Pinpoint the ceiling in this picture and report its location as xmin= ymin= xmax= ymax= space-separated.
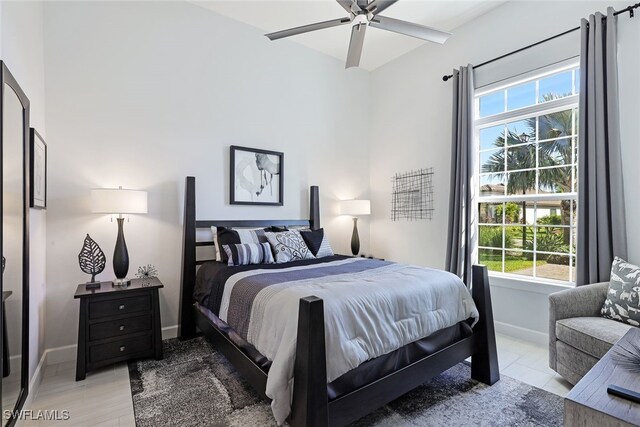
xmin=192 ymin=0 xmax=508 ymax=70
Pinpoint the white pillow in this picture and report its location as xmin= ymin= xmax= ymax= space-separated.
xmin=265 ymin=230 xmax=315 ymax=263
xmin=211 ymin=226 xmax=222 ymax=262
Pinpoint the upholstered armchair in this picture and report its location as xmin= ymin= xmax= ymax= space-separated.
xmin=549 ymin=282 xmax=636 ymax=385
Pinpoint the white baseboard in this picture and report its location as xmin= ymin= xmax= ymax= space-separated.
xmin=45 ymin=344 xmax=77 ymax=365
xmin=495 ymin=321 xmax=548 ymax=346
xmin=162 ymin=325 xmax=178 ymax=340
xmin=24 ymin=351 xmax=47 ymax=409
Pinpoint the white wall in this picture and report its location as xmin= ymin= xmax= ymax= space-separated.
xmin=13 ymin=0 xmax=637 ymax=360
xmin=1 ymin=0 xmax=47 ymax=384
xmin=42 ymin=1 xmax=371 ymax=350
xmin=369 ymin=0 xmax=639 ymax=338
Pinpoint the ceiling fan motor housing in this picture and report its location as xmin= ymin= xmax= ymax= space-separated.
xmin=352 ymin=14 xmax=370 ymax=27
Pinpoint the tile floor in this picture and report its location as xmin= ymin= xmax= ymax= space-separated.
xmin=18 ymin=333 xmax=572 ymax=426
xmin=20 ymin=361 xmax=134 ymax=427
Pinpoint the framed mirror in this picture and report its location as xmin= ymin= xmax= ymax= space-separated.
xmin=1 ymin=61 xmax=30 ymax=426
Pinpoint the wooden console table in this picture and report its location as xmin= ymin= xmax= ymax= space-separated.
xmin=565 ymin=328 xmax=640 ymax=426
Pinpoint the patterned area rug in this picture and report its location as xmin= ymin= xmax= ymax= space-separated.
xmin=128 ymin=338 xmax=563 ymax=426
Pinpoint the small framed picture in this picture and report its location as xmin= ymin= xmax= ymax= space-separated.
xmin=230 ymin=145 xmax=283 ymax=206
xmin=30 ymin=128 xmax=47 ymax=209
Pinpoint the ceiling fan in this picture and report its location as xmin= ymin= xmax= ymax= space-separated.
xmin=265 ymin=0 xmax=452 ymax=69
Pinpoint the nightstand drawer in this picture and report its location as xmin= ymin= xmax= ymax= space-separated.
xmin=89 ymin=295 xmax=151 ymax=319
xmin=89 ymin=314 xmax=152 ymax=341
xmin=89 ymin=334 xmax=152 ymax=363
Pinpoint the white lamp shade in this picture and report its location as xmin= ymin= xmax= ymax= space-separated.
xmin=339 ymin=199 xmax=370 ymax=216
xmin=91 ymin=188 xmax=148 ymax=214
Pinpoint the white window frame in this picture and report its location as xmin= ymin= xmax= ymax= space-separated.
xmin=474 ymin=61 xmax=580 ymax=285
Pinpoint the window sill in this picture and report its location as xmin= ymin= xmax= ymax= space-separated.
xmin=487 ymin=271 xmax=574 ymax=295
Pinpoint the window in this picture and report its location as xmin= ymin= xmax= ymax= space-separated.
xmin=475 ymin=64 xmax=579 ymax=283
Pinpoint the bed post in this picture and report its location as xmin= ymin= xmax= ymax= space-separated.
xmin=470 ymin=264 xmax=500 ymax=385
xmin=290 ymin=296 xmax=328 ymax=427
xmin=310 ymin=186 xmax=320 ymax=230
xmin=178 ymin=176 xmax=197 ymax=341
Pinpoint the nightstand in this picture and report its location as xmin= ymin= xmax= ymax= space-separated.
xmin=74 ymin=277 xmax=163 ymax=381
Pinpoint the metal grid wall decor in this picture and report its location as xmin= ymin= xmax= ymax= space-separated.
xmin=391 ymin=168 xmax=434 ymax=221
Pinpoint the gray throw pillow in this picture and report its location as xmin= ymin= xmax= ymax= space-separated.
xmin=601 ymin=257 xmax=640 ymax=327
xmin=265 ymin=230 xmax=315 ymax=263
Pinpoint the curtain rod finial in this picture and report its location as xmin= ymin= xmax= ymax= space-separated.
xmin=443 ymin=74 xmax=452 ymax=82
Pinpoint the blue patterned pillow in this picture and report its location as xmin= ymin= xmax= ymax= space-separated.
xmin=601 ymin=257 xmax=640 ymax=327
xmin=223 ymin=243 xmax=274 ymax=266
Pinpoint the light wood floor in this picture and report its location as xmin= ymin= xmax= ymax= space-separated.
xmin=19 ymin=333 xmax=571 ymax=426
xmin=20 ymin=361 xmax=134 ymax=427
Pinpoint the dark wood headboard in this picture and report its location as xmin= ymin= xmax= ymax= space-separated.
xmin=178 ymin=176 xmax=320 ymax=340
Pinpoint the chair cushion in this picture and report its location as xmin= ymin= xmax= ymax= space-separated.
xmin=556 ymin=316 xmax=634 ymax=359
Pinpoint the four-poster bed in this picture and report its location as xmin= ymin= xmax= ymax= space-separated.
xmin=178 ymin=176 xmax=499 ymax=426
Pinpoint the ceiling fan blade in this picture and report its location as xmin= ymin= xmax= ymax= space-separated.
xmin=336 ymin=0 xmax=360 ymax=14
xmin=345 ymin=23 xmax=367 ymax=69
xmin=365 ymin=0 xmax=399 ymax=15
xmin=266 ymin=17 xmax=351 ymax=40
xmin=370 ymin=15 xmax=451 ymax=44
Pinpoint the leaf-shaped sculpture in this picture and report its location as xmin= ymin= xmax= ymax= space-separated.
xmin=78 ymin=234 xmax=106 ymax=283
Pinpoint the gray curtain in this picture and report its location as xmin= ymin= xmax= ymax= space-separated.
xmin=576 ymin=7 xmax=627 ymax=285
xmin=446 ymin=65 xmax=475 ymax=285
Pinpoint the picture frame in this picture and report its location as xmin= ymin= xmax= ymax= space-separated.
xmin=230 ymin=145 xmax=283 ymax=206
xmin=29 ymin=128 xmax=47 ymax=209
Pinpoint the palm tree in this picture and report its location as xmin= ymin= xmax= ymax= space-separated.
xmin=482 ymin=94 xmax=575 ymax=246
xmin=481 ymin=130 xmax=536 ymax=245
xmin=527 ymin=95 xmax=575 ymax=244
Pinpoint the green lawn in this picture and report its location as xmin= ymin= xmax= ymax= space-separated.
xmin=479 ymin=253 xmax=547 ymax=273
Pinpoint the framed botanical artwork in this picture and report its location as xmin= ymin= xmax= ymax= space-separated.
xmin=29 ymin=128 xmax=47 ymax=209
xmin=230 ymin=145 xmax=283 ymax=206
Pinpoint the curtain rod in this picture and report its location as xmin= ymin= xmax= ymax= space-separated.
xmin=442 ymin=2 xmax=640 ymax=82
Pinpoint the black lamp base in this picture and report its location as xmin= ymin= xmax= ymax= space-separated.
xmin=113 ymin=217 xmax=130 ymax=283
xmin=351 ymin=217 xmax=360 ymax=256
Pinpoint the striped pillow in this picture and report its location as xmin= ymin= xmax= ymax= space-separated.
xmin=223 ymin=243 xmax=275 ymax=266
xmin=214 ymin=226 xmax=287 ymax=263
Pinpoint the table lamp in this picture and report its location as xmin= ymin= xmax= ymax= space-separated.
xmin=91 ymin=187 xmax=147 ymax=286
xmin=339 ymin=199 xmax=370 ymax=256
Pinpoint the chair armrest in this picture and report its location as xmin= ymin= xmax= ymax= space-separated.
xmin=549 ymin=282 xmax=609 ymax=321
xmin=548 ymin=281 xmax=609 ymax=370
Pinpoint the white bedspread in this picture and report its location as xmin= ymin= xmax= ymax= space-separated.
xmin=219 ymin=258 xmax=479 ymax=424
